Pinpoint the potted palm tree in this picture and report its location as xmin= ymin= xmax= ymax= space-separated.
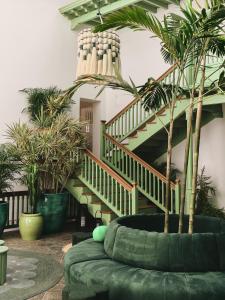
xmin=19 ymin=164 xmax=43 ymax=240
xmin=19 ymin=87 xmax=86 ymax=234
xmin=93 ymin=0 xmax=225 ymax=233
xmin=0 ymin=145 xmax=20 ymax=236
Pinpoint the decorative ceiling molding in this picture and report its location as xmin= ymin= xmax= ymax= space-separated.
xmin=59 ymin=0 xmax=179 ymax=30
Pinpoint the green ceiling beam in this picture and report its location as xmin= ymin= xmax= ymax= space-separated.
xmin=60 ymin=0 xmax=90 ymax=15
xmin=59 ymin=0 xmax=179 ymax=30
xmin=166 ymin=0 xmax=179 ymax=4
xmin=136 ymin=2 xmax=157 ymax=12
xmin=143 ymin=0 xmax=168 ymax=9
xmin=71 ymin=0 xmax=141 ymax=29
xmin=60 ymin=0 xmax=114 ymax=17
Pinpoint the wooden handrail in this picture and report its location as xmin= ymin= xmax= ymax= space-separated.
xmin=106 ymin=63 xmax=177 ymax=127
xmin=104 ymin=133 xmax=176 ymax=188
xmin=0 ymin=191 xmax=28 ymax=197
xmin=84 ymin=149 xmax=134 ymax=191
xmin=155 ymin=64 xmax=177 ymax=82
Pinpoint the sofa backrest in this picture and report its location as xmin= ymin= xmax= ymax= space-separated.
xmin=104 ymin=214 xmax=225 ymax=272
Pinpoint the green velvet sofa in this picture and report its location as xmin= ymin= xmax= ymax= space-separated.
xmin=63 ymin=214 xmax=225 ymax=300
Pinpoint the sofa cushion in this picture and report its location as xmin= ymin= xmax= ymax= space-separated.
xmin=64 ymin=238 xmax=109 ymax=287
xmin=65 ymin=239 xmax=108 ymax=273
xmin=67 ymin=242 xmax=225 ymax=300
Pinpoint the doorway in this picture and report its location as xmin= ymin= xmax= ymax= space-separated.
xmin=80 ymin=100 xmax=94 ymax=150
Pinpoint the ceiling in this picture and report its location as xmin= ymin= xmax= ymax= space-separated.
xmin=59 ymin=0 xmax=179 ymax=30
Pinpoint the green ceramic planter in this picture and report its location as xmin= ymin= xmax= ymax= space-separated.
xmin=19 ymin=213 xmax=43 ymax=241
xmin=0 ymin=202 xmax=9 ymax=237
xmin=37 ymin=193 xmax=68 ymax=234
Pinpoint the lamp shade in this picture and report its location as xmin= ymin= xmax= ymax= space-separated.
xmin=76 ymin=28 xmax=121 ymax=79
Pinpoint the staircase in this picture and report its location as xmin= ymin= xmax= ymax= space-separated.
xmin=67 ymin=55 xmax=225 ymax=225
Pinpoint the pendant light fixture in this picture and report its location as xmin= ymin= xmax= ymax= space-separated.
xmin=76 ymin=2 xmax=121 ymax=79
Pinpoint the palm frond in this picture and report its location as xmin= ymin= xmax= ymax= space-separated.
xmin=21 ymin=86 xmax=75 ymax=127
xmin=139 ymin=78 xmax=190 ymax=112
xmin=94 ymin=6 xmax=163 ymax=35
xmin=21 ymin=87 xmax=61 ymax=120
xmin=59 ymin=72 xmax=139 ymax=103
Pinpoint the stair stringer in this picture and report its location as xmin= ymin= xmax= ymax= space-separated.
xmin=126 ymin=95 xmax=225 ymax=152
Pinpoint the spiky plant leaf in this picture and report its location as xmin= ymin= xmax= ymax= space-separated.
xmin=0 ymin=144 xmax=21 ymax=193
xmin=7 ymin=114 xmax=86 ymax=194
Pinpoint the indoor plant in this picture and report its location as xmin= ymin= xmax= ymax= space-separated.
xmin=7 ymin=113 xmax=85 ymax=234
xmin=20 ymin=87 xmax=86 ymax=234
xmin=93 ymin=0 xmax=225 ymax=233
xmin=0 ymin=144 xmax=20 ymax=236
xmin=36 ymin=113 xmax=85 ymax=234
xmin=19 ymin=164 xmax=43 ymax=240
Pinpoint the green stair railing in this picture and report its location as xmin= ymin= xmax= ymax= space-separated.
xmin=105 ymin=56 xmax=224 ymax=142
xmin=105 ymin=64 xmax=181 ymax=141
xmin=102 ymin=132 xmax=180 ymax=214
xmin=79 ymin=149 xmax=138 ymax=217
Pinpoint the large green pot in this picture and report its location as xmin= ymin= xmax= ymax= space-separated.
xmin=19 ymin=213 xmax=43 ymax=241
xmin=37 ymin=193 xmax=68 ymax=234
xmin=0 ymin=202 xmax=9 ymax=237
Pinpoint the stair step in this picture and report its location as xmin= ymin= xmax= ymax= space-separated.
xmin=75 ymin=183 xmax=86 ymax=187
xmin=139 ymin=204 xmax=155 ymax=209
xmin=129 ymin=135 xmax=138 ymax=139
xmin=147 ymin=121 xmax=157 ymax=124
xmin=82 ymin=192 xmax=95 ymax=196
xmin=91 ymin=200 xmax=102 ymax=205
xmin=101 ymin=210 xmax=113 ymax=215
xmin=90 ymin=199 xmax=108 ymax=205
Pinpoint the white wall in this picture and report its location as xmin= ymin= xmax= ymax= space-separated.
xmin=165 ymin=104 xmax=225 ymax=209
xmin=72 ymin=3 xmax=179 ymax=155
xmin=1 ymin=0 xmax=224 ymax=205
xmin=0 ymin=0 xmax=77 ymax=143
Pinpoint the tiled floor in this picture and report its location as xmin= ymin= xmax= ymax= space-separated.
xmin=3 ymin=223 xmax=75 ymax=300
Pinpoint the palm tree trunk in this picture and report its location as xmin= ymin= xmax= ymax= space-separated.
xmin=164 ymin=67 xmax=184 ymax=233
xmin=178 ymin=100 xmax=193 ymax=233
xmin=164 ymin=106 xmax=175 ymax=233
xmin=178 ymin=52 xmax=205 ymax=233
xmin=188 ymin=54 xmax=207 ymax=234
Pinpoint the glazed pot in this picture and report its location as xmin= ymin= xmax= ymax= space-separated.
xmin=19 ymin=213 xmax=43 ymax=241
xmin=37 ymin=193 xmax=68 ymax=234
xmin=0 ymin=202 xmax=9 ymax=237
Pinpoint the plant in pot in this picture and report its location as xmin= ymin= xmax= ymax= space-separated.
xmin=0 ymin=144 xmax=20 ymax=236
xmin=19 ymin=164 xmax=43 ymax=241
xmin=36 ymin=114 xmax=86 ymax=234
xmin=7 ymin=114 xmax=86 ymax=235
xmin=19 ymin=86 xmax=86 ymax=234
xmin=94 ymin=0 xmax=225 ymax=233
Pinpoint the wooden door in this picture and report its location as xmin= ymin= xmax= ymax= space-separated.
xmin=80 ymin=101 xmax=94 ymax=150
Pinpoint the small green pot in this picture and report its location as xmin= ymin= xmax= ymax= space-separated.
xmin=19 ymin=213 xmax=43 ymax=241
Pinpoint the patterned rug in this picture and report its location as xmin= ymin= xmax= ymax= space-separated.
xmin=0 ymin=249 xmax=63 ymax=300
